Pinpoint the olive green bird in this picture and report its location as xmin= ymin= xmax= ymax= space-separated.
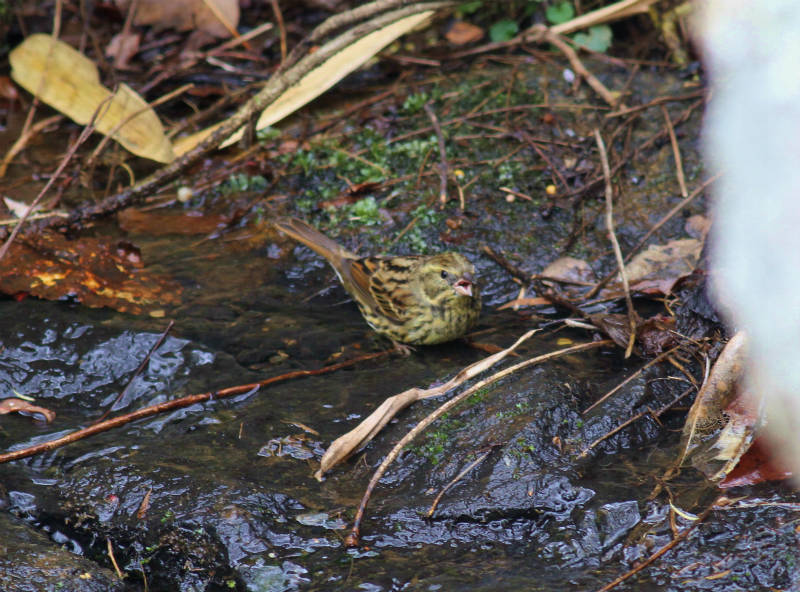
xmin=274 ymin=218 xmax=481 ymax=345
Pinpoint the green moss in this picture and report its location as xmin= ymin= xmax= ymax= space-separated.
xmin=222 ymin=173 xmax=268 ymax=194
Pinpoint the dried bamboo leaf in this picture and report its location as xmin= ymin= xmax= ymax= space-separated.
xmin=173 ymin=10 xmax=435 ymax=155
xmin=9 ymin=34 xmax=174 ymax=163
xmin=315 ymin=329 xmax=538 ymax=480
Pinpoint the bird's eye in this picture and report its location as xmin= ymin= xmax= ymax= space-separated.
xmin=440 ymin=270 xmax=449 ymax=279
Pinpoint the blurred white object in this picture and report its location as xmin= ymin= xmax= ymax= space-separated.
xmin=701 ymin=1 xmax=800 ymax=478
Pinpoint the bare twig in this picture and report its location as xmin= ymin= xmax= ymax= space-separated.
xmin=92 ymin=321 xmax=175 ymax=425
xmin=0 ymin=112 xmax=101 ymax=261
xmin=269 ymin=0 xmax=287 ymax=63
xmin=661 ymin=104 xmax=687 ymax=197
xmin=0 ymin=115 xmax=63 ymax=178
xmin=583 ymin=345 xmax=683 ymax=414
xmin=427 ymin=449 xmax=493 ymax=517
xmin=481 ymin=244 xmax=528 ymax=284
xmin=106 ymin=538 xmax=124 ymax=579
xmin=318 ymin=330 xmax=540 ymax=480
xmin=199 ymin=0 xmax=243 ymax=45
xmin=0 ymin=350 xmax=391 ymax=465
xmin=543 ymin=28 xmax=619 ymax=107
xmin=424 ymin=102 xmax=451 ymax=207
xmin=85 ymin=83 xmax=194 ymax=171
xmin=584 ymin=174 xmax=719 ymax=299
xmin=578 ymin=385 xmax=694 ymax=458
xmin=594 ymin=129 xmax=637 ymax=357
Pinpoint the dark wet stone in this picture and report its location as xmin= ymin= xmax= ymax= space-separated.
xmin=0 ymin=512 xmax=124 ymax=592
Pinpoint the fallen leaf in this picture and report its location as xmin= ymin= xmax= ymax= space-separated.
xmin=0 ymin=232 xmax=181 ymax=314
xmin=0 ymin=398 xmax=56 ymax=423
xmin=624 ymin=238 xmax=703 ymax=295
xmin=115 ymin=0 xmax=239 ymax=38
xmin=678 ymin=331 xmax=752 ymax=480
xmin=540 ymin=256 xmax=596 ymax=285
xmin=9 ymin=34 xmax=174 ymax=163
xmin=636 ymin=314 xmax=677 ymax=356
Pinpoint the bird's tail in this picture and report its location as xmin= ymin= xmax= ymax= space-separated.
xmin=273 ymin=217 xmax=355 ymax=265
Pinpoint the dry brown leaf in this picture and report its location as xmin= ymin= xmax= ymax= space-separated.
xmin=719 ymin=437 xmax=793 ymax=488
xmin=624 ymin=237 xmax=703 ymax=295
xmin=0 ymin=232 xmax=181 ymax=315
xmin=679 ymin=331 xmax=749 ymax=470
xmin=9 ymin=34 xmax=174 ymax=163
xmin=115 ymin=0 xmax=239 ymax=38
xmin=174 ymin=10 xmax=436 ymax=155
xmin=541 ymin=256 xmax=596 ymax=285
xmin=0 ymin=398 xmax=56 ymax=423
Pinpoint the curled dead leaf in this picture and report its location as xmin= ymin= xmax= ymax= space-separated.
xmin=0 ymin=398 xmax=55 ymax=423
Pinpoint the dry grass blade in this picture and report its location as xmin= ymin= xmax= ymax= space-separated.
xmin=315 ymin=329 xmax=539 ymax=480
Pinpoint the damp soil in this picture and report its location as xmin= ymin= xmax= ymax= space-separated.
xmin=1 ymin=57 xmax=799 ymax=592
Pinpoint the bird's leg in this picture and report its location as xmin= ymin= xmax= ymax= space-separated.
xmin=391 ymin=340 xmax=415 ymax=357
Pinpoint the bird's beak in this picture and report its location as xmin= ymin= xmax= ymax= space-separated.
xmin=454 ymin=277 xmax=473 ymax=297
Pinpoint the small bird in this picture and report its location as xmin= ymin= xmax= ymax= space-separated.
xmin=274 ymin=217 xmax=481 ymax=345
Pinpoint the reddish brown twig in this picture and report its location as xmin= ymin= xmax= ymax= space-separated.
xmin=424 ymin=102 xmax=452 ymax=208
xmin=0 ymin=350 xmax=390 ymax=464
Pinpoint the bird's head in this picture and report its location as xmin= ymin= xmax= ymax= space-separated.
xmin=418 ymin=253 xmax=479 ymax=305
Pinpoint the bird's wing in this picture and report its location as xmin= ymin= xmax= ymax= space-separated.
xmin=349 ymin=257 xmax=419 ymax=322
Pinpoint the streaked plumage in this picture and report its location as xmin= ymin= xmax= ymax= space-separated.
xmin=274 ymin=217 xmax=481 ymax=345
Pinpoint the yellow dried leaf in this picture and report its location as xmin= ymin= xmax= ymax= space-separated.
xmin=9 ymin=34 xmax=174 ymax=163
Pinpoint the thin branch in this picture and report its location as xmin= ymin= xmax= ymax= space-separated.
xmin=543 ymin=28 xmax=618 ymax=107
xmin=583 ymin=345 xmax=683 ymax=414
xmin=0 ymin=350 xmax=391 ymax=465
xmin=269 ymin=0 xmax=287 ymax=64
xmin=578 ymin=385 xmax=694 ymax=458
xmin=594 ymin=128 xmax=637 ymax=357
xmin=661 ymin=104 xmax=687 ymax=198
xmin=427 ymin=449 xmax=493 ymax=517
xmin=92 ymin=321 xmax=175 ymax=425
xmin=424 ymin=102 xmax=451 ymax=207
